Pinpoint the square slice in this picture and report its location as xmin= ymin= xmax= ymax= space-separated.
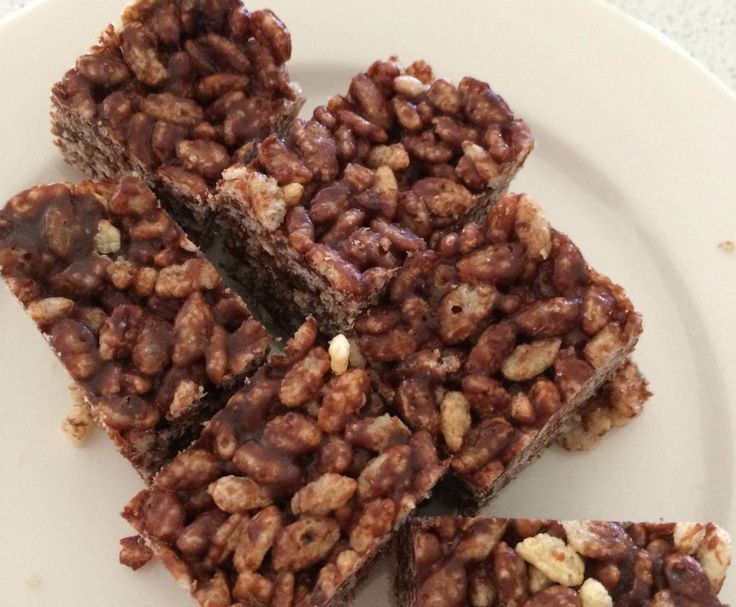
xmin=217 ymin=58 xmax=533 ymax=334
xmin=123 ymin=318 xmax=447 ymax=607
xmin=352 ymin=193 xmax=643 ymax=505
xmin=51 ymin=0 xmax=305 ymax=241
xmin=0 ymin=177 xmax=270 ymax=478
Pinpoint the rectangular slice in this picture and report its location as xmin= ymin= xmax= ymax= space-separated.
xmin=0 ymin=177 xmax=271 ymax=478
xmin=217 ymin=58 xmax=533 ymax=334
xmin=399 ymin=516 xmax=732 ymax=606
xmin=122 ymin=318 xmax=447 ymax=607
xmin=51 ymin=0 xmax=304 ymax=241
xmin=352 ymin=193 xmax=643 ymax=505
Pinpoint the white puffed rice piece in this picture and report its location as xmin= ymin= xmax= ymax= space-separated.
xmin=515 ymin=533 xmax=584 ymax=587
xmin=61 ymin=385 xmax=93 ymax=445
xmin=580 ymin=578 xmax=613 ymax=607
xmin=673 ymin=522 xmax=706 ymax=555
xmin=328 ymin=334 xmax=351 ymax=375
xmin=697 ymin=524 xmax=732 ymax=592
xmin=94 ymin=219 xmax=121 ymax=254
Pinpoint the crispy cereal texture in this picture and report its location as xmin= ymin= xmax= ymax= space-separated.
xmin=399 ymin=517 xmax=732 ymax=607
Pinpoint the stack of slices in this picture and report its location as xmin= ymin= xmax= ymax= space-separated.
xmin=0 ymin=1 xmax=728 ymax=606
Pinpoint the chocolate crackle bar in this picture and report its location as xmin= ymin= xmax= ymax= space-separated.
xmin=123 ymin=318 xmax=447 ymax=607
xmin=51 ymin=0 xmax=304 ymax=242
xmin=351 ymin=193 xmax=643 ymax=505
xmin=0 ymin=177 xmax=270 ymax=478
xmin=216 ymin=58 xmax=533 ymax=334
xmin=399 ymin=516 xmax=732 ymax=607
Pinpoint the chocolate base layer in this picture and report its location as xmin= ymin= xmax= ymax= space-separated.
xmin=78 ymin=380 xmax=232 ymax=480
xmin=396 ymin=519 xmax=419 ymax=607
xmin=217 ymin=181 xmax=388 ymax=336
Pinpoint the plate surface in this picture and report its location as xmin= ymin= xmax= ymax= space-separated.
xmin=1 ymin=0 xmax=734 ymax=604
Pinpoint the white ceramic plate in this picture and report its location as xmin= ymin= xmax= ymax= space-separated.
xmin=1 ymin=0 xmax=734 ymax=604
